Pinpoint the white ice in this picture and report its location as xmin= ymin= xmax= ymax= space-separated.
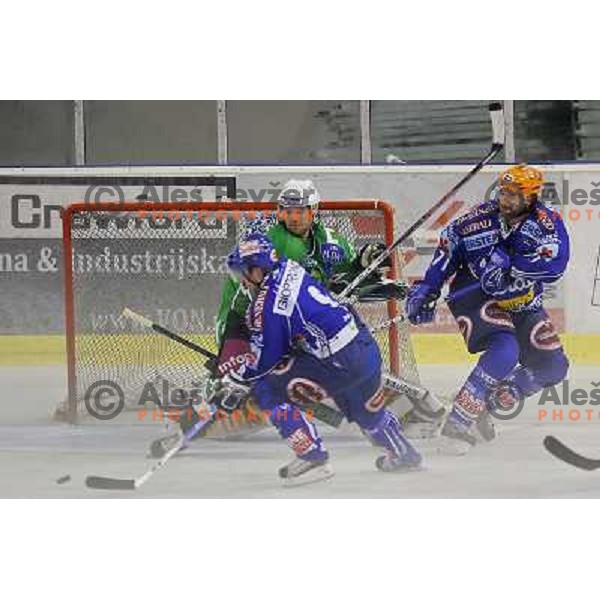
xmin=1 ymin=364 xmax=599 ymax=498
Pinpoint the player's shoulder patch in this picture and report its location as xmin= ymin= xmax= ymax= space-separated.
xmin=534 ymin=204 xmax=560 ymax=232
xmin=438 ymin=223 xmax=460 ymax=254
xmin=273 ymin=260 xmax=304 ymax=317
xmin=519 ymin=219 xmax=543 ymax=241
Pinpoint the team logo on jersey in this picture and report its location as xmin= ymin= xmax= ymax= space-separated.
xmin=536 ymin=208 xmax=556 ymax=232
xmin=321 ymin=242 xmax=344 ymax=266
xmin=530 ymin=318 xmax=562 ymax=351
xmin=274 ymin=261 xmax=303 ymax=317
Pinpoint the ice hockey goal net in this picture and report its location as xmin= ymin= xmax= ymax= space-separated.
xmin=61 ymin=200 xmax=420 ymax=424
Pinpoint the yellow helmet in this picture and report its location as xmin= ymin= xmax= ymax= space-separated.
xmin=498 ymin=164 xmax=544 ymax=199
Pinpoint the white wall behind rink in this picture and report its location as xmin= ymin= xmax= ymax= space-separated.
xmin=0 ymin=164 xmax=598 ymax=335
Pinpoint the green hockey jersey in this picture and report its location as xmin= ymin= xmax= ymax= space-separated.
xmin=215 ymin=220 xmax=359 ymax=347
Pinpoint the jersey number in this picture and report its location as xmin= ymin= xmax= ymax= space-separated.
xmin=307 ymin=285 xmax=339 ymax=308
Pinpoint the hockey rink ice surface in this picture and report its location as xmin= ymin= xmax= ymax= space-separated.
xmin=1 ymin=364 xmax=600 ymax=499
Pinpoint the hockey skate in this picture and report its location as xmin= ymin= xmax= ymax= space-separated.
xmin=375 ymin=449 xmax=423 ymax=473
xmin=435 ymin=418 xmax=477 ymax=456
xmin=473 ymin=411 xmax=496 ymax=442
xmin=279 ymin=457 xmax=335 ymax=487
xmin=434 ymin=411 xmax=496 ymax=456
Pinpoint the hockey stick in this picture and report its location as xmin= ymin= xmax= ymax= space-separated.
xmin=122 ymin=308 xmax=218 ymax=371
xmin=122 ymin=308 xmax=344 ymax=428
xmin=85 ymin=409 xmax=216 ymax=490
xmin=543 ymin=435 xmax=600 ymax=471
xmin=338 ymin=102 xmax=505 ymax=301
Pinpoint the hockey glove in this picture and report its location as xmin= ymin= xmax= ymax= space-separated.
xmin=328 ymin=272 xmax=352 ymax=295
xmin=358 ymin=242 xmax=392 ymax=270
xmin=480 ymin=247 xmax=511 ymax=297
xmin=405 ymin=281 xmax=440 ymax=325
xmin=208 ymin=374 xmax=251 ymax=413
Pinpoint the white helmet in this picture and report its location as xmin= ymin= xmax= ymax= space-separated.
xmin=277 ymin=179 xmax=321 ymax=210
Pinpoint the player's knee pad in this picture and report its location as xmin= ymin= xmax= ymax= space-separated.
xmin=504 ymin=351 xmax=569 ymax=401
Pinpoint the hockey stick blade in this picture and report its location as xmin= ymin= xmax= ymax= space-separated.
xmin=85 ymin=475 xmax=136 ymax=490
xmin=543 ymin=435 xmax=600 ymax=471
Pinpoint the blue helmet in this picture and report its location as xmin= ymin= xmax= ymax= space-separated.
xmin=227 ymin=233 xmax=278 ymax=276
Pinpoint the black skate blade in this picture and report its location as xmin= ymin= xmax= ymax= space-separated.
xmin=85 ymin=476 xmax=136 ymax=490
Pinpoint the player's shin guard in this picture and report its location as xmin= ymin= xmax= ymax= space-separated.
xmin=363 ymin=411 xmax=422 ymax=472
xmin=442 ymin=364 xmax=499 ymax=446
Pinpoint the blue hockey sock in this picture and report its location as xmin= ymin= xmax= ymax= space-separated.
xmin=363 ymin=410 xmax=421 ymax=463
xmin=448 ymin=364 xmax=501 ymax=430
xmin=448 ymin=333 xmax=519 ymax=430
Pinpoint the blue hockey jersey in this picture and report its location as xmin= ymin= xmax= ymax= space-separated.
xmin=239 ymin=259 xmax=361 ymax=381
xmin=422 ymin=199 xmax=570 ymax=312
